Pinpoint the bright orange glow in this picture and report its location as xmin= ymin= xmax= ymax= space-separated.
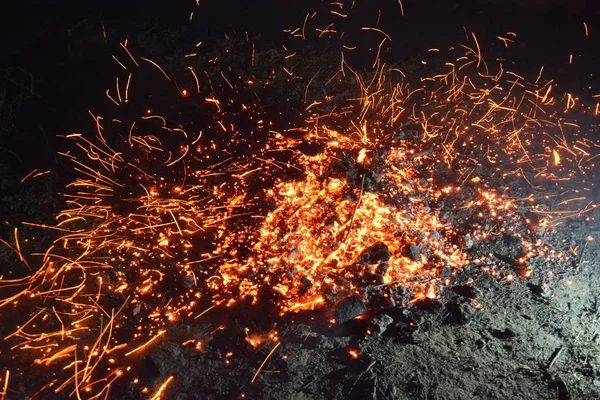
xmin=149 ymin=376 xmax=174 ymax=400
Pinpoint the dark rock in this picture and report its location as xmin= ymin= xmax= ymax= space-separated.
xmin=376 ymin=262 xmax=389 ymax=275
xmin=451 ymin=284 xmax=477 ymax=299
xmin=394 ymin=131 xmax=406 ymax=141
xmin=181 ymin=274 xmax=196 ymax=289
xmin=148 ymin=342 xmax=185 ymax=377
xmin=331 ymin=157 xmax=360 ymax=186
xmin=527 ymin=283 xmax=551 ymax=299
xmin=363 ymin=271 xmax=385 ymax=285
xmin=412 ymin=298 xmax=441 ymax=311
xmin=370 ymin=172 xmax=382 ymax=183
xmin=490 ymin=328 xmax=516 ymax=340
xmin=461 ymin=235 xmax=475 ymax=249
xmin=402 ymin=243 xmax=420 ymax=261
xmin=393 ymin=321 xmax=416 ymax=343
xmin=502 ymin=233 xmax=527 ymax=259
xmin=363 ymin=170 xmax=382 ymax=192
xmin=300 ymin=276 xmax=313 ymax=288
xmin=334 ymin=294 xmax=366 ymax=324
xmin=368 ymin=314 xmax=394 ymax=335
xmin=445 ymin=301 xmax=477 ymax=324
xmin=358 ymin=242 xmax=391 ymax=264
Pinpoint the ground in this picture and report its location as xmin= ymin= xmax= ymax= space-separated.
xmin=127 ymin=200 xmax=600 ymax=400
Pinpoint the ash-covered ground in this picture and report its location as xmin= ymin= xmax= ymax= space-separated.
xmin=1 ymin=1 xmax=600 ymax=399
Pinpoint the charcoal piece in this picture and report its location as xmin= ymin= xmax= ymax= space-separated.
xmin=444 ymin=301 xmax=476 ymax=324
xmin=300 ymin=276 xmax=313 ymax=288
xmin=363 ymin=271 xmax=385 ymax=286
xmin=148 ymin=342 xmax=184 ymax=377
xmin=371 ymin=172 xmax=383 ymax=183
xmin=331 ymin=156 xmax=356 ymax=173
xmin=358 ymin=242 xmax=391 ymax=264
xmin=393 ymin=321 xmax=416 ymax=343
xmin=368 ymin=314 xmax=394 ymax=335
xmin=461 ymin=236 xmax=475 ymax=249
xmin=334 ymin=294 xmax=366 ymax=324
xmin=402 ymin=243 xmax=420 ymax=261
xmin=394 ymin=131 xmax=406 ymax=140
xmin=331 ymin=157 xmax=360 ymax=186
xmin=527 ymin=283 xmax=551 ymax=299
xmin=364 ymin=176 xmax=379 ymax=191
xmin=490 ymin=328 xmax=516 ymax=340
xmin=182 ymin=274 xmax=196 ymax=289
xmin=346 ymin=169 xmax=361 ymax=187
xmin=364 ymin=170 xmax=382 ymax=192
xmin=376 ymin=262 xmax=389 ymax=275
xmin=451 ymin=284 xmax=477 ymax=299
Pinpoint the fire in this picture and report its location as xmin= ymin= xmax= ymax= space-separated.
xmin=214 ymin=143 xmax=473 ymax=311
xmin=348 ymin=349 xmax=360 ymax=359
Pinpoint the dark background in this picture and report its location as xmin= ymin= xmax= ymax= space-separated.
xmin=0 ymin=0 xmax=599 ymax=171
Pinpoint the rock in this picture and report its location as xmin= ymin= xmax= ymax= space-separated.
xmin=394 ymin=321 xmax=415 ymax=342
xmin=300 ymin=276 xmax=313 ymax=288
xmin=182 ymin=274 xmax=196 ymax=289
xmin=402 ymin=243 xmax=420 ymax=261
xmin=334 ymin=294 xmax=366 ymax=324
xmin=527 ymin=283 xmax=551 ymax=299
xmin=368 ymin=314 xmax=394 ymax=335
xmin=536 ymin=225 xmax=546 ymax=236
xmin=332 ymin=157 xmax=360 ymax=186
xmin=148 ymin=342 xmax=185 ymax=377
xmin=358 ymin=242 xmax=391 ymax=264
xmin=363 ymin=271 xmax=385 ymax=285
xmin=394 ymin=131 xmax=406 ymax=141
xmin=440 ymin=266 xmax=453 ymax=280
xmin=132 ymin=302 xmax=142 ymax=316
xmin=376 ymin=262 xmax=389 ymax=275
xmin=490 ymin=328 xmax=516 ymax=340
xmin=445 ymin=301 xmax=477 ymax=324
xmin=450 ymin=285 xmax=477 ymax=299
xmin=462 ymin=236 xmax=475 ymax=249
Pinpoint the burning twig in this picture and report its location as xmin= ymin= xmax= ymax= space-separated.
xmin=0 ymin=370 xmax=9 ymax=400
xmin=251 ymin=342 xmax=281 ymax=383
xmin=149 ymin=376 xmax=174 ymax=400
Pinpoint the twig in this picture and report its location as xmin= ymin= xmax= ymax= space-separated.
xmin=341 ymin=160 xmax=366 ymax=251
xmin=251 ymin=342 xmax=281 ymax=383
xmin=575 ymin=241 xmax=588 ymax=268
xmin=547 ymin=346 xmax=565 ymax=370
xmin=348 ymin=361 xmax=376 ymax=395
xmin=299 ymin=376 xmax=315 ymax=390
xmin=0 ymin=370 xmax=9 ymax=400
xmin=0 ymin=147 xmax=23 ymax=163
